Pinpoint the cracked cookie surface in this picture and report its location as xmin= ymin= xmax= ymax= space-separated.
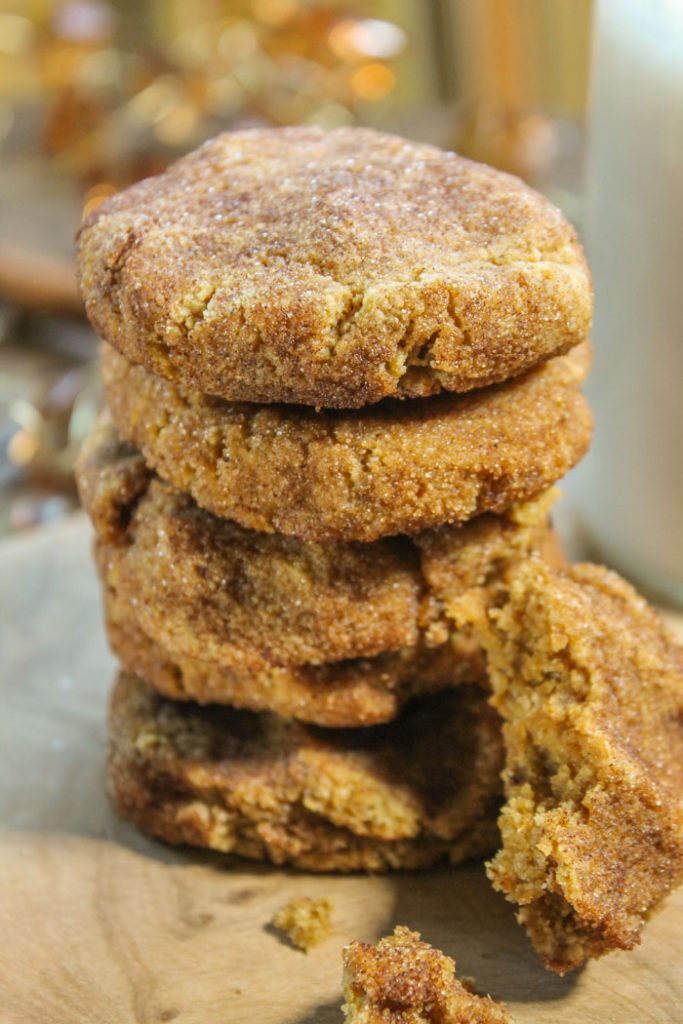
xmin=77 ymin=127 xmax=592 ymax=409
xmin=108 ymin=673 xmax=503 ymax=872
xmin=102 ymin=342 xmax=591 ymax=542
xmin=77 ymin=416 xmax=556 ymax=674
xmin=458 ymin=560 xmax=683 ymax=973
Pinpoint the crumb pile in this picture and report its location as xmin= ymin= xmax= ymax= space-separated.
xmin=75 ymin=126 xmax=682 ymax=976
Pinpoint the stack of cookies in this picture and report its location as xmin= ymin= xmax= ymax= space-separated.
xmin=75 ymin=129 xmax=683 ymax=973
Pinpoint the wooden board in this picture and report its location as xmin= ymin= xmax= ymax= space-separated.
xmin=1 ymin=514 xmax=682 ymax=1024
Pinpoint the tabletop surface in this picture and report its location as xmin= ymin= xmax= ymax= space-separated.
xmin=1 ymin=513 xmax=682 ymax=1024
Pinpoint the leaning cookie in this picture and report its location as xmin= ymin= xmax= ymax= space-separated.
xmin=77 ymin=127 xmax=592 ymax=409
xmin=108 ymin=673 xmax=503 ymax=872
xmin=105 ymin=591 xmax=484 ymax=728
xmin=456 ymin=560 xmax=683 ymax=973
xmin=77 ymin=416 xmax=557 ymax=672
xmin=102 ymin=342 xmax=591 ymax=542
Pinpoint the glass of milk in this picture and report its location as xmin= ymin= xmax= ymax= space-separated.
xmin=578 ymin=0 xmax=683 ymax=605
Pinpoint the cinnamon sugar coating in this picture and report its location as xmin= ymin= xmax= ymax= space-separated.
xmin=456 ymin=561 xmax=683 ymax=973
xmin=77 ymin=127 xmax=592 ymax=409
xmin=102 ymin=342 xmax=591 ymax=542
xmin=105 ymin=589 xmax=484 ymax=728
xmin=76 ymin=415 xmax=555 ymax=674
xmin=108 ymin=674 xmax=503 ymax=872
xmin=342 ymin=927 xmax=510 ymax=1023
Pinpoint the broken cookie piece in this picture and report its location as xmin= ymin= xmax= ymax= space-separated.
xmin=460 ymin=560 xmax=683 ymax=973
xmin=273 ymin=896 xmax=333 ymax=952
xmin=342 ymin=926 xmax=510 ymax=1023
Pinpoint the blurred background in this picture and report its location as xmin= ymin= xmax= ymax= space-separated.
xmin=0 ymin=0 xmax=593 ymax=535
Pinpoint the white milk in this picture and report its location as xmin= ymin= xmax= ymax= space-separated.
xmin=577 ymin=0 xmax=683 ymax=604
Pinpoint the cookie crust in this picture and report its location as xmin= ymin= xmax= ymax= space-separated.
xmin=108 ymin=674 xmax=503 ymax=872
xmin=102 ymin=342 xmax=591 ymax=542
xmin=77 ymin=127 xmax=592 ymax=409
xmin=77 ymin=417 xmax=555 ymax=672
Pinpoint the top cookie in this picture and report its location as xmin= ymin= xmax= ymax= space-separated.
xmin=77 ymin=127 xmax=592 ymax=408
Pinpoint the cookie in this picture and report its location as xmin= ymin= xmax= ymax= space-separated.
xmin=77 ymin=127 xmax=592 ymax=409
xmin=105 ymin=588 xmax=484 ymax=728
xmin=108 ymin=673 xmax=503 ymax=872
xmin=77 ymin=417 xmax=556 ymax=671
xmin=457 ymin=560 xmax=683 ymax=973
xmin=102 ymin=342 xmax=591 ymax=542
xmin=342 ymin=927 xmax=510 ymax=1024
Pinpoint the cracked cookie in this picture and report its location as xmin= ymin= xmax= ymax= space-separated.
xmin=108 ymin=673 xmax=503 ymax=872
xmin=102 ymin=342 xmax=591 ymax=542
xmin=77 ymin=127 xmax=592 ymax=409
xmin=456 ymin=560 xmax=683 ymax=973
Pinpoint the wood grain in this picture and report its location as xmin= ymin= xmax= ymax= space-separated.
xmin=1 ymin=514 xmax=682 ymax=1024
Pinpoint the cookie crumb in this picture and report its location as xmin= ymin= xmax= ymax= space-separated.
xmin=342 ymin=926 xmax=510 ymax=1023
xmin=273 ymin=896 xmax=333 ymax=952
